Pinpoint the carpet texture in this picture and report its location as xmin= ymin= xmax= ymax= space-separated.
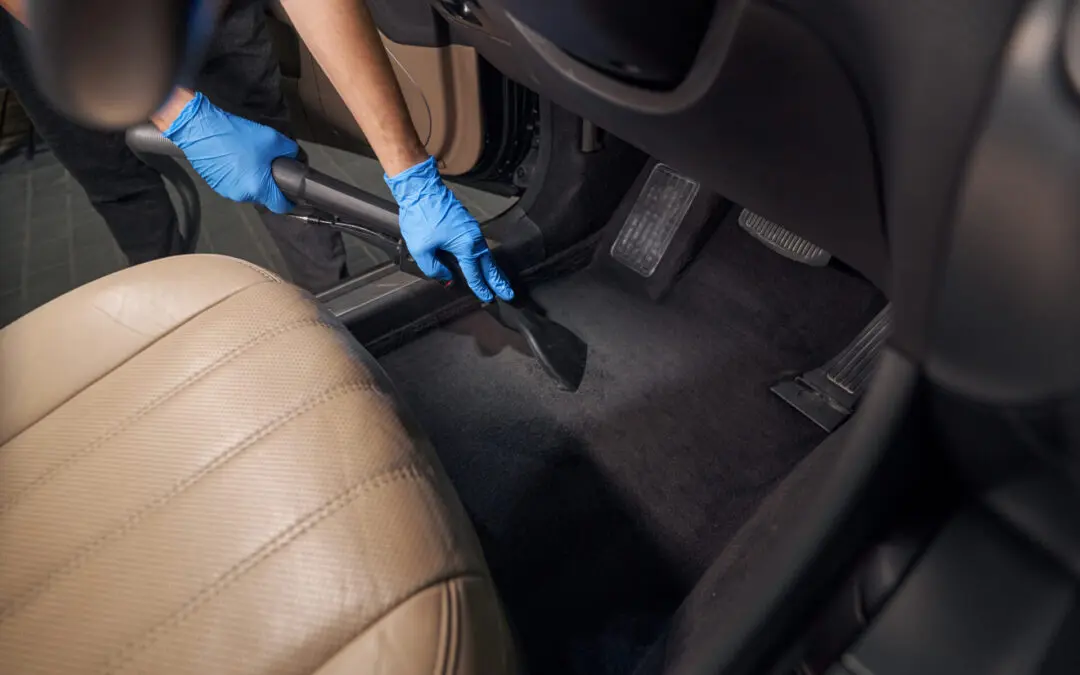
xmin=379 ymin=216 xmax=884 ymax=674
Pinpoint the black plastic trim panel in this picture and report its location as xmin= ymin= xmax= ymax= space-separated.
xmin=324 ymin=101 xmax=644 ymax=352
xmin=845 ymin=509 xmax=1076 ymax=675
xmin=638 ymin=351 xmax=935 ymax=675
xmin=366 ymin=0 xmax=448 ymax=47
xmin=926 ymin=0 xmax=1080 ymax=403
xmin=442 ymin=1 xmax=888 ymax=288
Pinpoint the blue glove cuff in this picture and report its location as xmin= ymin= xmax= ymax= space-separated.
xmin=161 ymin=91 xmax=207 ymax=139
xmin=384 ymin=156 xmax=440 ymax=205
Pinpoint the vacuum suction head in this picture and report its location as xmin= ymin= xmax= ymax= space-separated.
xmin=488 ymin=299 xmax=588 ymax=392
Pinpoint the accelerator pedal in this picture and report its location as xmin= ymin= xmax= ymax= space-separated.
xmin=599 ymin=161 xmax=726 ymax=299
xmin=772 ymin=305 xmax=892 ymax=431
xmin=739 ymin=209 xmax=831 ymax=266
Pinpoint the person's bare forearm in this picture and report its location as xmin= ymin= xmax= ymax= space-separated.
xmin=280 ymin=0 xmax=427 ymax=176
xmin=1 ymin=0 xmax=27 ymax=24
xmin=151 ymin=88 xmax=196 ymax=131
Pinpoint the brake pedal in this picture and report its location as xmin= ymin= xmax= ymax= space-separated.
xmin=772 ymin=305 xmax=891 ymax=431
xmin=738 ymin=209 xmax=831 ymax=267
xmin=599 ymin=161 xmax=726 ymax=299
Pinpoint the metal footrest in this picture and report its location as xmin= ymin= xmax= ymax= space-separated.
xmin=738 ymin=209 xmax=831 ymax=266
xmin=610 ymin=163 xmax=700 ymax=277
xmin=772 ymin=305 xmax=891 ymax=431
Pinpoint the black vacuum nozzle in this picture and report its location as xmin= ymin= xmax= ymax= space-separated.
xmin=430 ymin=252 xmax=588 ymax=392
xmin=488 ymin=299 xmax=588 ymax=392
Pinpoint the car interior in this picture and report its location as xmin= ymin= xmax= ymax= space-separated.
xmin=4 ymin=0 xmax=1080 ymax=673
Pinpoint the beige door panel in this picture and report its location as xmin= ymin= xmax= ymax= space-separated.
xmin=285 ymin=25 xmax=484 ymax=176
xmin=383 ymin=39 xmax=484 ymax=176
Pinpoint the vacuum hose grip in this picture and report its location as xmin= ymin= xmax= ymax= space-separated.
xmin=124 ymin=123 xmax=200 ymax=254
xmin=270 ymin=157 xmax=400 ymax=239
xmin=269 ymin=156 xmax=307 ymax=200
xmin=125 ymin=124 xmax=186 ymax=159
xmin=125 ymin=123 xmax=401 ymax=242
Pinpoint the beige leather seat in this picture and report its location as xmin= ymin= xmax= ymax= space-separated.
xmin=0 ymin=255 xmax=515 ymax=675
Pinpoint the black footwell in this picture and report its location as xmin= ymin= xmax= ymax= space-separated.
xmin=379 ymin=220 xmax=883 ymax=674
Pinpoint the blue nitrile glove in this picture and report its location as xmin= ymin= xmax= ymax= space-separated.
xmin=162 ymin=92 xmax=298 ymax=214
xmin=385 ymin=156 xmax=514 ymax=303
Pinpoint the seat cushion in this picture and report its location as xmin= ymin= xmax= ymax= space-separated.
xmin=0 ymin=255 xmax=515 ymax=675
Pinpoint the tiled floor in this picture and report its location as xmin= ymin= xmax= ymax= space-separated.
xmin=0 ymin=140 xmax=514 ymax=328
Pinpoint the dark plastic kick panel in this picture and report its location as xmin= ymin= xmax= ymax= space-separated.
xmin=499 ymin=0 xmax=717 ymax=88
xmin=925 ymin=0 xmax=1080 ymax=403
xmin=840 ymin=509 xmax=1077 ymax=675
xmin=440 ymin=0 xmax=889 ymax=289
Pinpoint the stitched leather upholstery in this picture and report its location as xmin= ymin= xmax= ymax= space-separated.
xmin=0 ymin=255 xmax=515 ymax=675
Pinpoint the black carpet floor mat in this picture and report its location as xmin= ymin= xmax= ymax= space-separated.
xmin=379 ymin=217 xmax=884 ymax=674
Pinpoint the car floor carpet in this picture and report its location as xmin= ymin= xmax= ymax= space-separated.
xmin=378 ymin=218 xmax=884 ymax=675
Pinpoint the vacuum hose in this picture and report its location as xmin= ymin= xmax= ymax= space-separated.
xmin=123 ymin=125 xmax=587 ymax=391
xmin=125 ymin=124 xmax=201 ymax=254
xmin=125 ymin=123 xmax=403 ymax=243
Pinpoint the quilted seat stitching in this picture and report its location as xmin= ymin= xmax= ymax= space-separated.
xmin=229 ymin=258 xmax=283 ymax=283
xmin=0 ymin=278 xmax=283 ymax=448
xmin=305 ymin=574 xmax=492 ymax=675
xmin=0 ymin=317 xmax=339 ymax=515
xmin=0 ymin=380 xmax=380 ymax=622
xmin=102 ymin=462 xmax=434 ymax=674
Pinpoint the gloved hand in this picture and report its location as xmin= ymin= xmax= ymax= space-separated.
xmin=385 ymin=156 xmax=514 ymax=303
xmin=163 ymin=92 xmax=298 ymax=214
